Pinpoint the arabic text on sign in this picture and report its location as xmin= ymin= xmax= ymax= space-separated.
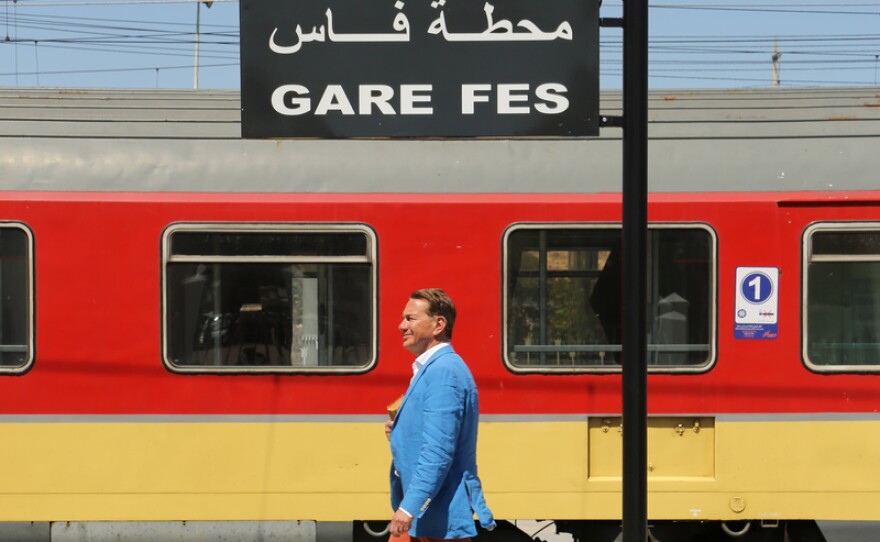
xmin=268 ymin=1 xmax=574 ymax=55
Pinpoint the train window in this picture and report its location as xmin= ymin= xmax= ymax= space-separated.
xmin=804 ymin=223 xmax=880 ymax=371
xmin=0 ymin=223 xmax=33 ymax=373
xmin=503 ymin=224 xmax=716 ymax=372
xmin=162 ymin=224 xmax=376 ymax=373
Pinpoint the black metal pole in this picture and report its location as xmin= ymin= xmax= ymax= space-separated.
xmin=621 ymin=0 xmax=648 ymax=541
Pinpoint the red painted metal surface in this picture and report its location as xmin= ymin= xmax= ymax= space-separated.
xmin=1 ymin=191 xmax=878 ymax=416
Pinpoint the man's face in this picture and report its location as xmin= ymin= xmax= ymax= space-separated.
xmin=399 ymin=298 xmax=444 ymax=357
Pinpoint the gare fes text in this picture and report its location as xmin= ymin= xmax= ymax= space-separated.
xmin=267 ymin=1 xmax=575 ymax=117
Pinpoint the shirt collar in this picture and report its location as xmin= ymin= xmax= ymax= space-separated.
xmin=412 ymin=342 xmax=449 ymax=376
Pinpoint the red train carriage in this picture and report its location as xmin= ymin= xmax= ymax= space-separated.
xmin=0 ymin=88 xmax=878 ymax=542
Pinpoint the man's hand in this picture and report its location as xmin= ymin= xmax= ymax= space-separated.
xmin=390 ymin=508 xmax=413 ymax=538
xmin=385 ymin=419 xmax=393 ymax=441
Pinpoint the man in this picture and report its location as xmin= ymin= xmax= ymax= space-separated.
xmin=386 ymin=288 xmax=495 ymax=541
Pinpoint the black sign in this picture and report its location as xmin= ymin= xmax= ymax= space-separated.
xmin=240 ymin=0 xmax=599 ymax=138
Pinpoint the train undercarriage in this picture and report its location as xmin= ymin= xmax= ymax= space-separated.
xmin=352 ymin=519 xmax=831 ymax=542
xmin=0 ymin=517 xmax=873 ymax=541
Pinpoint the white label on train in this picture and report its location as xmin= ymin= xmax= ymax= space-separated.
xmin=734 ymin=266 xmax=779 ymax=340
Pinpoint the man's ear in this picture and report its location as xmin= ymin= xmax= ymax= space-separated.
xmin=433 ymin=316 xmax=447 ymax=338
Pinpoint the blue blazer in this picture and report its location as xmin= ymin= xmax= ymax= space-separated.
xmin=389 ymin=344 xmax=495 ymax=539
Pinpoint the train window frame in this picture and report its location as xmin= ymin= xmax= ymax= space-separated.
xmin=0 ymin=222 xmax=35 ymax=375
xmin=502 ymin=222 xmax=717 ymax=374
xmin=161 ymin=223 xmax=378 ymax=374
xmin=802 ymin=222 xmax=880 ymax=373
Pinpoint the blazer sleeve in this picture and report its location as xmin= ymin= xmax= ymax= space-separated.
xmin=399 ymin=362 xmax=465 ymax=517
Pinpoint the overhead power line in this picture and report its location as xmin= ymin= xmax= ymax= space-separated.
xmin=3 ymin=0 xmax=880 ymax=88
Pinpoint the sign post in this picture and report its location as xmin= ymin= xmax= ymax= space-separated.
xmin=621 ymin=1 xmax=649 ymax=541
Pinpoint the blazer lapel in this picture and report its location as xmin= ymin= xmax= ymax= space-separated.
xmin=393 ymin=344 xmax=453 ymax=425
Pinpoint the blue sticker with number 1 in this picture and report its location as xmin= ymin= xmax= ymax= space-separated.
xmin=741 ymin=272 xmax=772 ymax=304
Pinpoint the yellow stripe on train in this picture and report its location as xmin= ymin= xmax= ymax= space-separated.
xmin=0 ymin=418 xmax=877 ymax=521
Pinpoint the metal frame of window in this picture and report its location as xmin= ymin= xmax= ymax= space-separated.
xmin=502 ymin=222 xmax=717 ymax=374
xmin=161 ymin=223 xmax=377 ymax=374
xmin=802 ymin=221 xmax=880 ymax=373
xmin=0 ymin=222 xmax=35 ymax=375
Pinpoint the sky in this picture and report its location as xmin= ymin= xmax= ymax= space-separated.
xmin=1 ymin=0 xmax=879 ymax=90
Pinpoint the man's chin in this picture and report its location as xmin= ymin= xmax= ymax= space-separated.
xmin=403 ymin=343 xmax=423 ymax=356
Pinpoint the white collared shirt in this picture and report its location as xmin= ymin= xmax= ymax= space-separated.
xmin=412 ymin=342 xmax=449 ymax=378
